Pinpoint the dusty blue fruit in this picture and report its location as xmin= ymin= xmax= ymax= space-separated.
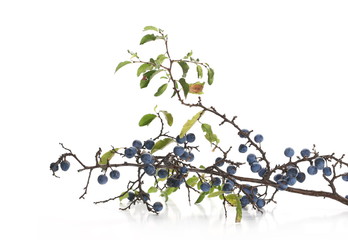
xmin=200 ymin=182 xmax=211 ymax=192
xmin=127 ymin=191 xmax=135 ymax=201
xmin=256 ymin=199 xmax=265 ymax=208
xmin=251 ymin=163 xmax=261 ymax=173
xmin=215 ymin=157 xmax=224 ymax=167
xmin=187 ymin=152 xmax=195 ymax=162
xmin=132 ymin=140 xmax=142 ymax=149
xmin=222 ymin=182 xmax=233 ymax=192
xmin=180 ymin=166 xmax=188 ymax=174
xmin=240 ymin=195 xmax=250 ymax=207
xmin=323 ymin=167 xmax=332 ymax=176
xmin=153 ymin=202 xmax=163 ymax=212
xmin=258 ymin=168 xmax=267 ymax=177
xmin=144 ymin=164 xmax=156 ymax=176
xmin=60 ymin=160 xmax=70 ymax=171
xmin=284 ymin=147 xmax=295 ymax=158
xmin=97 ymin=175 xmax=108 ymax=185
xmin=247 ymin=154 xmax=257 ymax=164
xmin=125 ymin=147 xmax=137 ymax=158
xmin=296 ymin=172 xmax=306 ymax=183
xmin=110 ymin=170 xmax=120 ymax=179
xmin=157 ymin=169 xmax=168 ymax=179
xmin=342 ymin=174 xmax=348 ymax=181
xmin=239 ymin=129 xmax=249 ymax=138
xmin=176 ymin=135 xmax=186 ymax=144
xmin=315 ymin=157 xmax=325 ymax=170
xmin=254 ymin=134 xmax=264 ymax=143
xmin=186 ymin=133 xmax=196 ymax=143
xmin=144 ymin=139 xmax=155 ymax=150
xmin=227 ymin=165 xmax=237 ymax=175
xmin=50 ymin=162 xmax=59 ymax=172
xmin=307 ymin=166 xmax=318 ymax=175
xmin=300 ymin=148 xmax=311 ymax=158
xmin=180 ymin=151 xmax=189 ymax=160
xmin=239 ymin=144 xmax=248 ymax=153
xmin=286 ymin=167 xmax=298 ymax=178
xmin=173 ymin=146 xmax=185 ymax=157
xmin=212 ymin=177 xmax=221 ymax=186
xmin=141 ymin=153 xmax=153 ymax=164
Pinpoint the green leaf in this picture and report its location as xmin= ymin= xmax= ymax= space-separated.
xmin=160 ymin=110 xmax=173 ymax=126
xmin=208 ymin=190 xmax=225 ymax=198
xmin=225 ymin=194 xmax=243 ymax=223
xmin=179 ymin=110 xmax=204 ymax=138
xmin=195 ymin=192 xmax=207 ymax=204
xmin=156 ymin=54 xmax=167 ymax=66
xmin=199 ymin=165 xmax=205 ymax=169
xmin=207 ymin=68 xmax=214 ymax=85
xmin=151 ymin=138 xmax=174 ymax=154
xmin=184 ymin=51 xmax=193 ymax=59
xmin=115 ymin=61 xmax=131 ymax=73
xmin=143 ymin=26 xmax=158 ymax=32
xmin=179 ymin=78 xmax=189 ymax=98
xmin=119 ymin=192 xmax=129 ymax=202
xmin=140 ymin=34 xmax=157 ymax=45
xmin=99 ymin=149 xmax=118 ymax=165
xmin=186 ymin=175 xmax=199 ymax=187
xmin=197 ymin=181 xmax=202 ymax=190
xmin=140 ymin=70 xmax=162 ymax=89
xmin=196 ymin=65 xmax=203 ymax=79
xmin=147 ymin=186 xmax=158 ymax=193
xmin=137 ymin=63 xmax=153 ymax=77
xmin=201 ymin=123 xmax=220 ymax=145
xmin=154 ymin=83 xmax=168 ymax=97
xmin=178 ymin=61 xmax=189 ymax=77
xmin=139 ymin=114 xmax=157 ymax=126
xmin=189 ymin=82 xmax=204 ymax=94
xmin=160 ymin=187 xmax=178 ymax=202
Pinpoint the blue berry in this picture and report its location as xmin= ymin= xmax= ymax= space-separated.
xmin=240 ymin=195 xmax=250 ymax=207
xmin=176 ymin=135 xmax=186 ymax=144
xmin=127 ymin=191 xmax=135 ymax=201
xmin=125 ymin=147 xmax=137 ymax=158
xmin=141 ymin=193 xmax=150 ymax=202
xmin=187 ymin=152 xmax=195 ymax=162
xmin=173 ymin=146 xmax=185 ymax=157
xmin=200 ymin=182 xmax=211 ymax=192
xmin=342 ymin=174 xmax=348 ymax=181
xmin=144 ymin=139 xmax=155 ymax=150
xmin=242 ymin=185 xmax=252 ymax=195
xmin=186 ymin=133 xmax=196 ymax=143
xmin=287 ymin=177 xmax=297 ymax=186
xmin=256 ymin=199 xmax=265 ymax=208
xmin=307 ymin=166 xmax=318 ymax=175
xmin=50 ymin=162 xmax=59 ymax=172
xmin=273 ymin=174 xmax=283 ymax=182
xmin=284 ymin=147 xmax=295 ymax=158
xmin=286 ymin=167 xmax=298 ymax=178
xmin=251 ymin=163 xmax=261 ymax=173
xmin=153 ymin=202 xmax=163 ymax=212
xmin=60 ymin=160 xmax=70 ymax=171
xmin=277 ymin=180 xmax=288 ymax=190
xmin=110 ymin=170 xmax=120 ymax=179
xmin=157 ymin=169 xmax=168 ymax=179
xmin=144 ymin=164 xmax=156 ymax=176
xmin=238 ymin=144 xmax=248 ymax=153
xmin=215 ymin=157 xmax=224 ymax=167
xmin=132 ymin=140 xmax=142 ymax=149
xmin=238 ymin=129 xmax=249 ymax=138
xmin=222 ymin=182 xmax=233 ymax=192
xmin=97 ymin=175 xmax=108 ymax=185
xmin=258 ymin=168 xmax=267 ymax=177
xmin=180 ymin=166 xmax=188 ymax=174
xmin=166 ymin=177 xmax=181 ymax=187
xmin=254 ymin=134 xmax=264 ymax=143
xmin=296 ymin=172 xmax=306 ymax=183
xmin=212 ymin=177 xmax=221 ymax=186
xmin=227 ymin=165 xmax=237 ymax=175
xmin=300 ymin=148 xmax=311 ymax=158
xmin=180 ymin=151 xmax=189 ymax=160
xmin=247 ymin=154 xmax=257 ymax=164
xmin=346 ymin=195 xmax=348 ymax=199
xmin=323 ymin=167 xmax=332 ymax=176
xmin=141 ymin=153 xmax=153 ymax=164
xmin=226 ymin=179 xmax=235 ymax=187
xmin=315 ymin=157 xmax=325 ymax=170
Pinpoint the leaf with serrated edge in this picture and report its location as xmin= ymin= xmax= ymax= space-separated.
xmin=115 ymin=61 xmax=131 ymax=73
xmin=151 ymin=138 xmax=174 ymax=154
xmin=139 ymin=114 xmax=157 ymax=126
xmin=207 ymin=68 xmax=214 ymax=85
xmin=160 ymin=110 xmax=173 ymax=126
xmin=178 ymin=61 xmax=189 ymax=77
xmin=201 ymin=123 xmax=220 ymax=144
xmin=143 ymin=26 xmax=158 ymax=31
xmin=179 ymin=110 xmax=204 ymax=138
xmin=147 ymin=186 xmax=158 ymax=193
xmin=154 ymin=83 xmax=168 ymax=97
xmin=196 ymin=65 xmax=203 ymax=79
xmin=140 ymin=34 xmax=157 ymax=45
xmin=225 ymin=194 xmax=242 ymax=223
xmin=208 ymin=190 xmax=225 ymax=198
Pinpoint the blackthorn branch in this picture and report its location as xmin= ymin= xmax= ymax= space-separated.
xmin=50 ymin=26 xmax=348 ymax=222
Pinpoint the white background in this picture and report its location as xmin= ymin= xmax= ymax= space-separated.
xmin=1 ymin=0 xmax=348 ymax=239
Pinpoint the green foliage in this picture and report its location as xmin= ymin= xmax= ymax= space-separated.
xmin=179 ymin=78 xmax=189 ymax=98
xmin=160 ymin=187 xmax=178 ymax=202
xmin=196 ymin=65 xmax=203 ymax=79
xmin=178 ymin=61 xmax=189 ymax=77
xmin=99 ymin=149 xmax=118 ymax=165
xmin=140 ymin=70 xmax=163 ymax=89
xmin=140 ymin=34 xmax=157 ymax=45
xmin=151 ymin=138 xmax=174 ymax=154
xmin=139 ymin=114 xmax=157 ymax=126
xmin=115 ymin=61 xmax=132 ymax=73
xmin=147 ymin=186 xmax=158 ymax=193
xmin=225 ymin=194 xmax=243 ymax=223
xmin=207 ymin=68 xmax=214 ymax=85
xmin=143 ymin=26 xmax=159 ymax=32
xmin=208 ymin=190 xmax=225 ymax=198
xmin=119 ymin=192 xmax=129 ymax=202
xmin=155 ymin=54 xmax=167 ymax=67
xmin=154 ymin=83 xmax=168 ymax=97
xmin=195 ymin=192 xmax=208 ymax=204
xmin=201 ymin=123 xmax=220 ymax=145
xmin=186 ymin=175 xmax=199 ymax=187
xmin=184 ymin=51 xmax=193 ymax=59
xmin=137 ymin=63 xmax=153 ymax=77
xmin=160 ymin=110 xmax=173 ymax=126
xmin=179 ymin=110 xmax=204 ymax=138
